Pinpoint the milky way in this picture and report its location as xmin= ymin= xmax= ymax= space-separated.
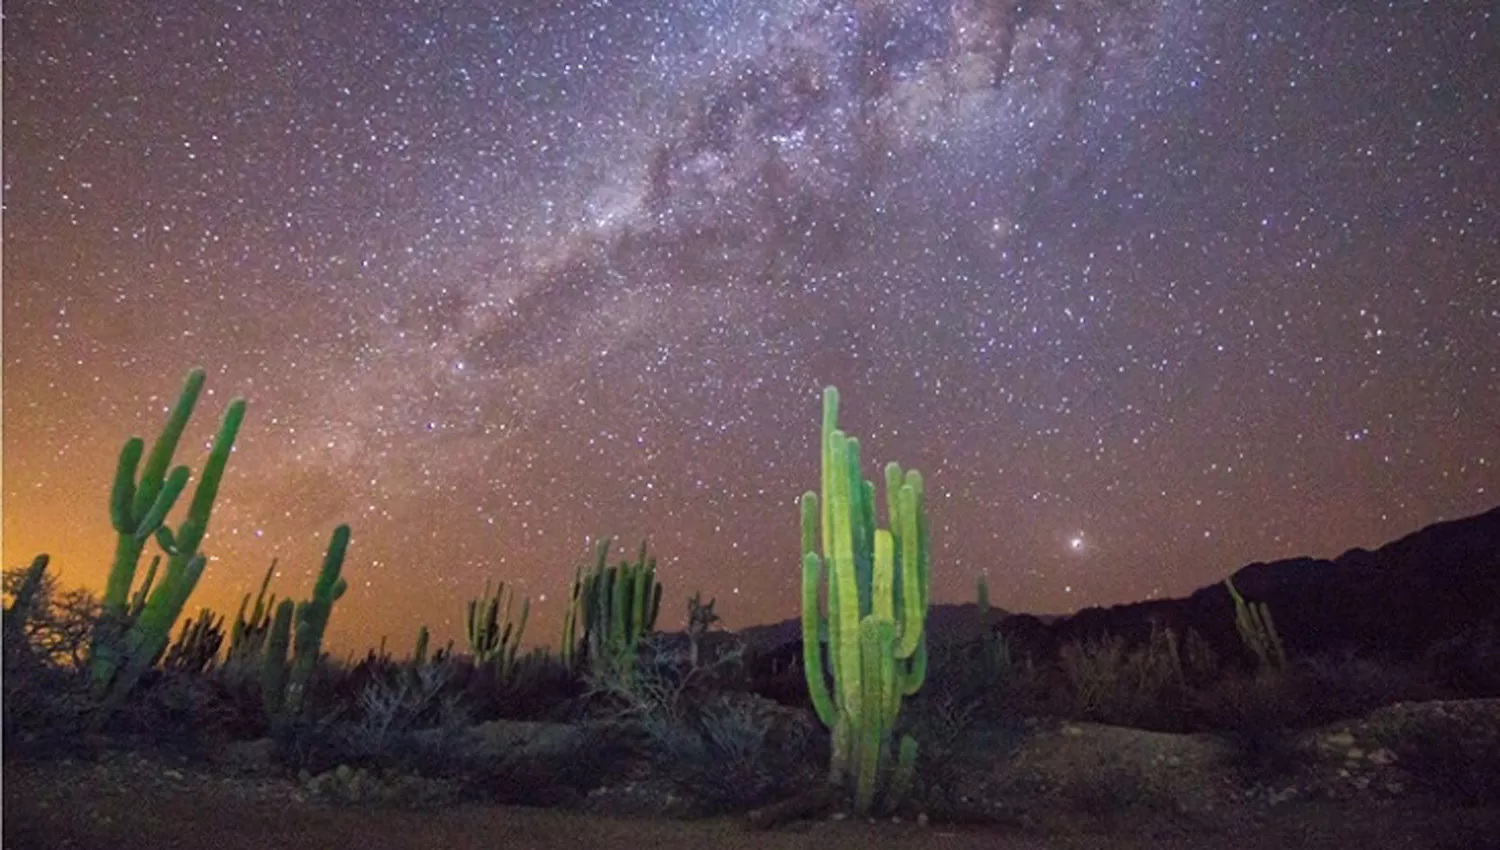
xmin=4 ymin=0 xmax=1496 ymax=655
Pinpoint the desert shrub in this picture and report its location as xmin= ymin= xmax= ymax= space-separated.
xmin=3 ymin=566 xmax=98 ymax=670
xmin=1193 ymin=671 xmax=1315 ymax=782
xmin=1295 ymin=651 xmax=1442 ymax=718
xmin=1 ymin=659 xmax=94 ymax=758
xmin=1426 ymin=621 xmax=1500 ymax=698
xmin=1058 ymin=624 xmax=1187 ymax=729
xmin=100 ymin=668 xmax=248 ymax=757
xmin=647 ymin=691 xmax=821 ymax=812
xmin=466 ymin=649 xmax=585 ymax=723
xmin=582 ymin=633 xmax=822 ymax=812
xmin=335 ymin=658 xmax=466 ymax=762
xmin=2 ymin=564 xmax=100 ymax=756
xmin=273 ymin=657 xmax=472 ymax=777
xmin=269 ymin=708 xmax=355 ymax=775
xmin=460 ymin=722 xmax=643 ymax=807
xmin=903 ymin=645 xmax=1029 ymax=816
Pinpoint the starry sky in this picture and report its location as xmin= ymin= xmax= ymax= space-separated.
xmin=4 ymin=0 xmax=1497 ymax=657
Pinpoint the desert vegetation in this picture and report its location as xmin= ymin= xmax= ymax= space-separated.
xmin=4 ymin=368 xmax=1500 ymax=842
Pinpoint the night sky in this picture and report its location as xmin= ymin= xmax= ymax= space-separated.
xmin=4 ymin=0 xmax=1497 ymax=657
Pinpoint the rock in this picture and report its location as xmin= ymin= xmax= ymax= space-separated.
xmin=1324 ymin=731 xmax=1356 ymax=749
xmin=219 ymin=738 xmax=277 ymax=775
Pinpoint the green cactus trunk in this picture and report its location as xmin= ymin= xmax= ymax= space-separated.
xmin=800 ymin=386 xmax=931 ymax=815
xmin=284 ymin=525 xmax=350 ymax=717
xmin=91 ymin=370 xmax=246 ymax=725
xmin=262 ymin=600 xmax=295 ymax=720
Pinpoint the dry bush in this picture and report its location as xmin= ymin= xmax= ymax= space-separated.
xmin=1295 ymin=651 xmax=1443 ymax=717
xmin=1058 ymin=624 xmax=1188 ymax=729
xmin=583 ymin=634 xmax=822 ymax=812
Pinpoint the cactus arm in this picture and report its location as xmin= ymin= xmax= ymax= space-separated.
xmin=413 ymin=625 xmax=430 ymax=667
xmin=174 ymin=399 xmax=247 ymax=555
xmin=826 ymin=430 xmax=863 ymax=722
xmin=894 ymin=478 xmax=925 ymax=658
xmin=801 ymin=549 xmax=837 ymax=728
xmin=135 ymin=466 xmax=190 ymax=544
xmin=109 ymin=439 xmax=144 ymax=535
xmin=131 ymin=367 xmax=205 ymax=520
xmin=127 ymin=555 xmax=161 ymax=619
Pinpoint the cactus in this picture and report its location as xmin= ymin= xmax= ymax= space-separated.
xmin=1225 ymin=578 xmax=1286 ymax=673
xmin=568 ymin=537 xmax=662 ymax=683
xmin=4 ymin=554 xmax=51 ymax=626
xmin=228 ymin=560 xmax=278 ymax=660
xmin=160 ymin=607 xmax=225 ymax=674
xmin=261 ymin=599 xmax=295 ymax=719
xmin=412 ymin=625 xmax=430 ymax=669
xmin=92 ymin=370 xmax=246 ymax=721
xmin=3 ymin=555 xmax=52 ymax=663
xmin=799 ymin=385 xmax=930 ymax=815
xmin=260 ymin=526 xmax=350 ymax=721
xmin=286 ymin=525 xmax=350 ymax=716
xmin=92 ymin=370 xmax=201 ymax=691
xmin=466 ymin=579 xmax=529 ymax=680
xmin=685 ymin=591 xmax=720 ymax=668
xmin=975 ymin=574 xmax=1010 ymax=679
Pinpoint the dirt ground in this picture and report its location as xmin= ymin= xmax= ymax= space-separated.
xmin=6 ymin=755 xmax=1500 ymax=850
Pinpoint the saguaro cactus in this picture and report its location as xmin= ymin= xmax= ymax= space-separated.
xmin=261 ymin=525 xmax=350 ymax=721
xmin=800 ymin=385 xmax=930 ymax=815
xmin=92 ymin=368 xmax=246 ymax=721
xmin=286 ymin=525 xmax=350 ymax=715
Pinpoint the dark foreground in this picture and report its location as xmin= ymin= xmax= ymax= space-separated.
xmin=6 ymin=754 xmax=1500 ymax=850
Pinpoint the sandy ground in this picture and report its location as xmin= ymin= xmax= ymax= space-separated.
xmin=6 ymin=756 xmax=1500 ymax=850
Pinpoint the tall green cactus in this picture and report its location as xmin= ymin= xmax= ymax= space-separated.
xmin=285 ymin=525 xmax=350 ymax=716
xmin=92 ymin=368 xmax=246 ymax=721
xmin=258 ymin=526 xmax=350 ymax=721
xmin=800 ymin=385 xmax=930 ymax=815
xmin=466 ymin=579 xmax=529 ymax=680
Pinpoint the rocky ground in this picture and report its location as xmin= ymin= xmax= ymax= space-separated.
xmin=6 ymin=698 xmax=1500 ymax=849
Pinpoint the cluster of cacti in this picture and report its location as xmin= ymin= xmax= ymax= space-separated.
xmin=799 ymin=385 xmax=931 ymax=815
xmin=90 ymin=368 xmax=247 ymax=723
xmin=466 ymin=580 xmax=529 ymax=680
xmin=160 ymin=607 xmax=225 ymax=674
xmin=262 ymin=525 xmax=351 ymax=720
xmin=224 ymin=560 xmax=279 ymax=671
xmin=1225 ymin=578 xmax=1287 ymax=673
xmin=560 ymin=537 xmax=663 ymax=680
xmin=685 ymin=591 xmax=720 ymax=668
